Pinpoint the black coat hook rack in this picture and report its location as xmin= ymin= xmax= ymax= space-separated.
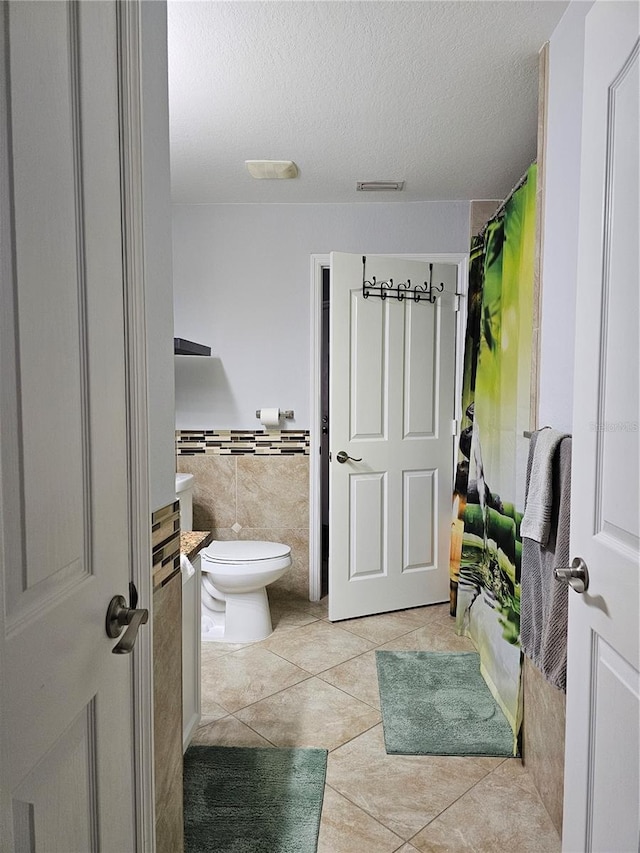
xmin=362 ymin=256 xmax=444 ymax=304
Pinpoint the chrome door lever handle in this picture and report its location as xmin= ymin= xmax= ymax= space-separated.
xmin=106 ymin=591 xmax=149 ymax=654
xmin=336 ymin=450 xmax=363 ymax=464
xmin=554 ymin=557 xmax=589 ymax=593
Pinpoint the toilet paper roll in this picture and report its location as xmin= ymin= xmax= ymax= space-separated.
xmin=259 ymin=407 xmax=281 ymax=429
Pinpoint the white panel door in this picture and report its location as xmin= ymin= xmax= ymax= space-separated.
xmin=329 ymin=253 xmax=456 ymax=621
xmin=0 ymin=3 xmax=138 ymax=850
xmin=562 ymin=3 xmax=639 ymax=851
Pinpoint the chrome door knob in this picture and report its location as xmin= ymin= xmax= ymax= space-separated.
xmin=336 ymin=450 xmax=363 ymax=464
xmin=554 ymin=557 xmax=589 ymax=593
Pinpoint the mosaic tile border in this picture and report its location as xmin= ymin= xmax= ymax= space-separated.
xmin=176 ymin=429 xmax=310 ymax=456
xmin=152 ymin=500 xmax=181 ymax=589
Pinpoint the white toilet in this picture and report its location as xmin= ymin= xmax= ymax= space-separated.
xmin=175 ymin=472 xmax=291 ymax=643
xmin=200 ymin=540 xmax=291 ymax=643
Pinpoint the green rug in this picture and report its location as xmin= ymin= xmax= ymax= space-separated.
xmin=183 ymin=745 xmax=327 ymax=853
xmin=375 ymin=651 xmax=516 ymax=757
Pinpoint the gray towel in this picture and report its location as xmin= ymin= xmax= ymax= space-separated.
xmin=520 ymin=427 xmax=570 ymax=545
xmin=520 ymin=431 xmax=572 ymax=692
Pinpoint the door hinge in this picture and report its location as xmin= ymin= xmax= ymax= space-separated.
xmin=454 ymin=294 xmax=461 ymax=313
xmin=452 ymin=418 xmax=458 ymax=436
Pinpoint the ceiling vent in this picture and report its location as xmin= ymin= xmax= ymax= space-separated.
xmin=245 ymin=160 xmax=299 ymax=179
xmin=356 ymin=181 xmax=405 ymax=192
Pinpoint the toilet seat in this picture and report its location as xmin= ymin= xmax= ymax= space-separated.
xmin=202 ymin=540 xmax=290 ymax=563
xmin=201 ymin=540 xmax=291 ymax=575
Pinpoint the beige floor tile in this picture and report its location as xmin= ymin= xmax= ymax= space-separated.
xmin=403 ymin=603 xmax=453 ymax=625
xmin=200 ymin=650 xmax=250 ymax=714
xmin=269 ymin=598 xmax=320 ymax=633
xmin=319 ymin=650 xmax=381 ymax=709
xmin=193 ymin=589 xmax=550 ymax=853
xmin=190 ymin=715 xmax=273 ymax=748
xmin=268 ymin=587 xmax=328 ymax=619
xmin=327 ymin=725 xmax=502 ymax=840
xmin=235 ymin=677 xmax=381 ymax=751
xmin=317 ymin=785 xmax=404 ymax=853
xmin=377 ymin=620 xmax=476 ymax=654
xmin=306 ymin=596 xmax=329 ymax=618
xmin=201 ymin=638 xmax=253 ymax=661
xmin=201 ymin=646 xmax=310 ymax=713
xmin=261 ymin=619 xmax=375 ymax=674
xmin=198 ymin=704 xmax=228 ymax=724
xmin=410 ymin=759 xmax=560 ymax=853
xmin=336 ymin=608 xmax=441 ymax=645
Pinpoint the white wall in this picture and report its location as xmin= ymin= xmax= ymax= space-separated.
xmin=173 ymin=201 xmax=470 ymax=429
xmin=141 ymin=2 xmax=177 ymax=512
xmin=538 ymin=1 xmax=593 ymax=433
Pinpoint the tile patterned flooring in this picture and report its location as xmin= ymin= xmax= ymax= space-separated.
xmin=192 ymin=589 xmax=561 ymax=853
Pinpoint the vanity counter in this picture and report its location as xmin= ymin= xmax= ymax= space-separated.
xmin=180 ymin=531 xmax=213 ymax=563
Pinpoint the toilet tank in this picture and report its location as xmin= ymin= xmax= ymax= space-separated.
xmin=175 ymin=473 xmax=194 ymax=531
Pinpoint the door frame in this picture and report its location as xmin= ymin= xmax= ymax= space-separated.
xmin=308 ymin=252 xmax=469 ymax=602
xmin=117 ymin=2 xmax=155 ymax=849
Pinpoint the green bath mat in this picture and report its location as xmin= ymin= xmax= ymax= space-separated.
xmin=375 ymin=651 xmax=515 ymax=757
xmin=183 ymin=745 xmax=327 ymax=853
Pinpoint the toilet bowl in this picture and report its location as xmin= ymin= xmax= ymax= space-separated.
xmin=200 ymin=540 xmax=291 ymax=643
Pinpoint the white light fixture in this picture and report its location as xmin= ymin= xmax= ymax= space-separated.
xmin=245 ymin=160 xmax=299 ymax=180
xmin=356 ymin=181 xmax=405 ymax=191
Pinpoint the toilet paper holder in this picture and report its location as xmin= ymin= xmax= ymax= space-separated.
xmin=255 ymin=409 xmax=294 ymax=421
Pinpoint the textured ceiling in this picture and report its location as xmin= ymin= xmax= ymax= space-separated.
xmin=167 ymin=1 xmax=568 ymax=204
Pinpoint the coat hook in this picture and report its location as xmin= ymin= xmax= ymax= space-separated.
xmin=362 ymin=256 xmax=445 ymax=304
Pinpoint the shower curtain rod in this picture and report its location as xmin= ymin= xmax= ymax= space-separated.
xmin=477 ymin=160 xmax=536 ymax=239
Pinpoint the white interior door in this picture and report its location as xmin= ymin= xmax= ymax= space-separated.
xmin=562 ymin=3 xmax=639 ymax=851
xmin=329 ymin=252 xmax=457 ymax=621
xmin=0 ymin=3 xmax=140 ymax=850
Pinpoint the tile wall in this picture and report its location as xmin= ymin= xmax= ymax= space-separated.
xmin=176 ymin=429 xmax=310 ymax=456
xmin=522 ymin=657 xmax=566 ymax=835
xmin=152 ymin=500 xmax=181 ymax=588
xmin=177 ymin=430 xmax=310 ymax=600
xmin=151 ymin=501 xmax=184 ymax=853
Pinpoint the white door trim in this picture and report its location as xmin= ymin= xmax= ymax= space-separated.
xmin=117 ymin=3 xmax=155 ymax=849
xmin=309 ymin=252 xmax=469 ymax=602
xmin=309 ymin=254 xmax=327 ymax=602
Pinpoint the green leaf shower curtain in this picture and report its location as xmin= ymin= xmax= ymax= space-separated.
xmin=450 ymin=164 xmax=537 ymax=746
